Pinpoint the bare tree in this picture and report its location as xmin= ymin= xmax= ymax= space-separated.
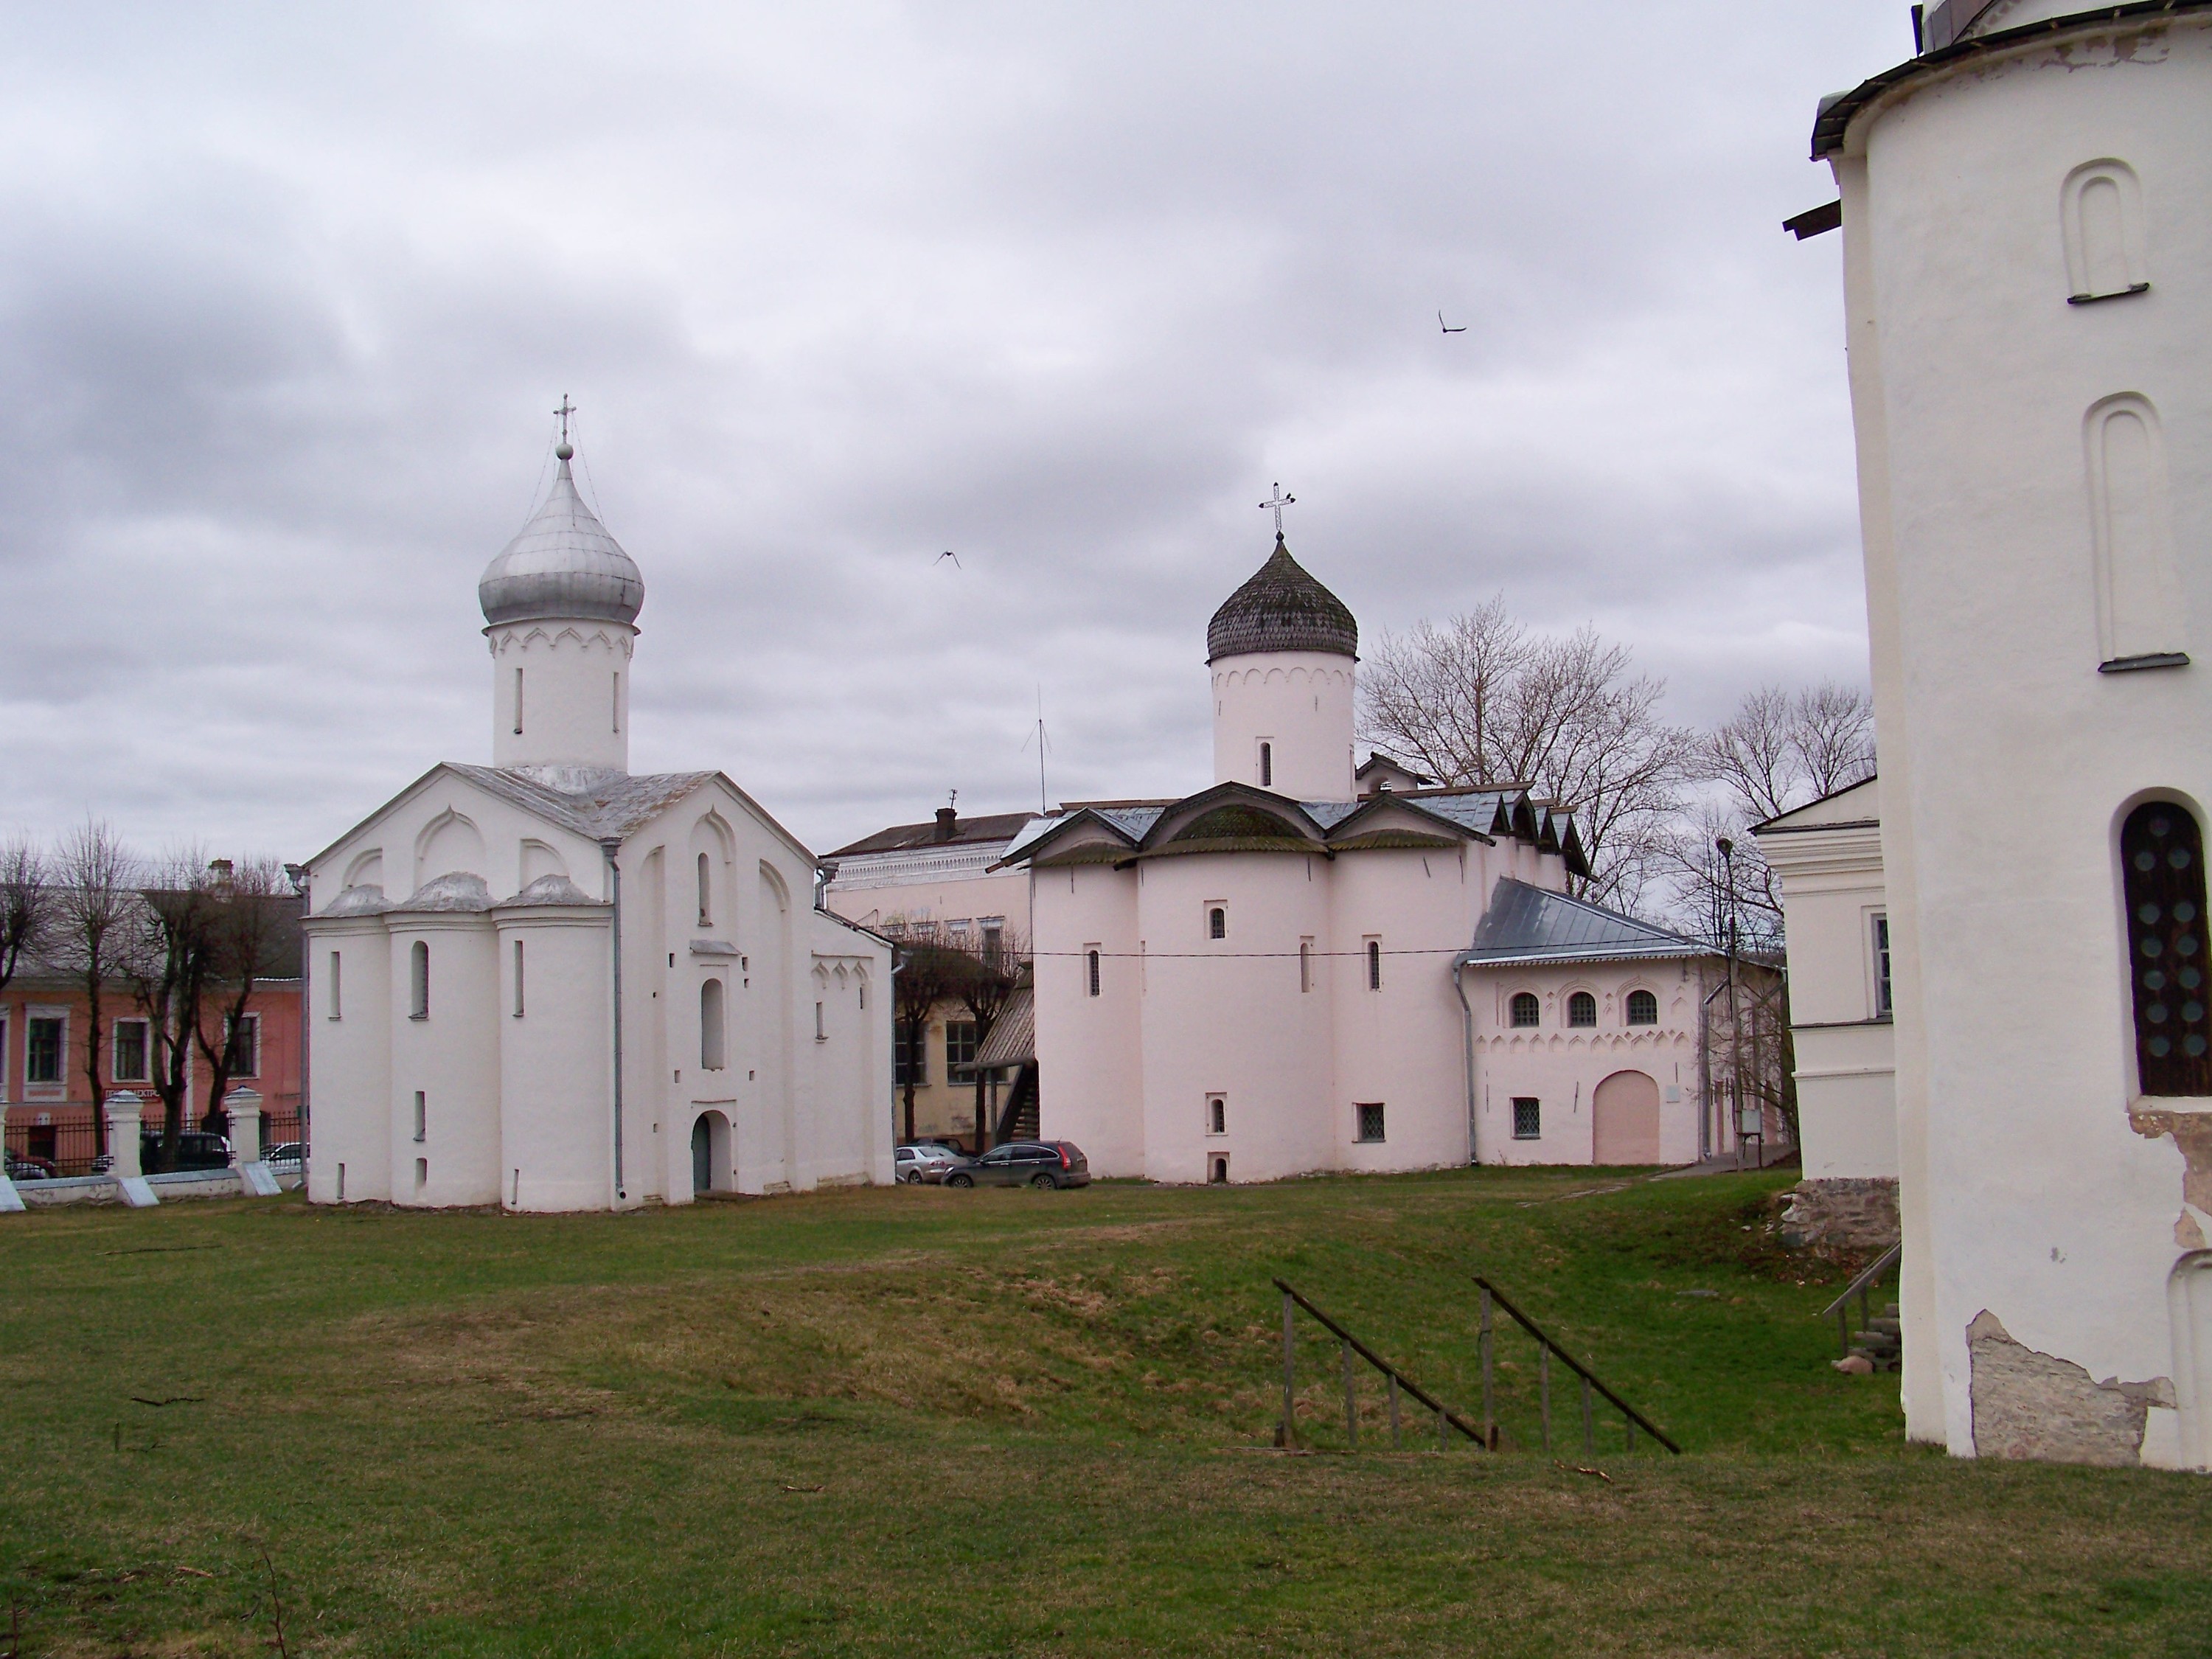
xmin=52 ymin=820 xmax=137 ymax=1158
xmin=880 ymin=920 xmax=969 ymax=1145
xmin=130 ymin=852 xmax=221 ymax=1173
xmin=1360 ymin=599 xmax=1698 ymax=908
xmin=195 ymin=857 xmax=292 ymax=1133
xmin=0 ymin=835 xmax=52 ymax=998
xmin=950 ymin=927 xmax=1029 ymax=1152
xmin=1665 ymin=681 xmax=1874 ymax=1150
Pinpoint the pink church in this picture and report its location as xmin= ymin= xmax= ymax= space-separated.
xmin=1004 ymin=530 xmax=1723 ymax=1182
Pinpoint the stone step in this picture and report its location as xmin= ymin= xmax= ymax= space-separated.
xmin=1865 ymin=1318 xmax=1902 ymax=1336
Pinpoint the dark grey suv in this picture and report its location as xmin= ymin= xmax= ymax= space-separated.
xmin=942 ymin=1141 xmax=1090 ymax=1189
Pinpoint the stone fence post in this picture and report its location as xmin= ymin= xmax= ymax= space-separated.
xmin=105 ymin=1092 xmax=144 ymax=1180
xmin=227 ymin=1088 xmax=262 ymax=1166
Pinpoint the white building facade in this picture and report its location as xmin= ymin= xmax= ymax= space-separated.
xmin=1001 ymin=532 xmax=1725 ymax=1183
xmin=302 ymin=445 xmax=893 ymax=1211
xmin=1755 ymin=777 xmax=1901 ymax=1251
xmin=1810 ymin=1 xmax=2212 ymax=1466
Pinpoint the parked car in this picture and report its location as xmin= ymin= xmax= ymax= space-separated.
xmin=264 ymin=1141 xmax=307 ymax=1168
xmin=941 ymin=1141 xmax=1090 ymax=1189
xmin=4 ymin=1152 xmax=54 ymax=1181
xmin=141 ymin=1132 xmax=234 ymax=1172
xmin=894 ymin=1144 xmax=962 ymax=1185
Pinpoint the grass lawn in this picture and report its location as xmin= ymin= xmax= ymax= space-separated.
xmin=1 ymin=1166 xmax=2206 ymax=1657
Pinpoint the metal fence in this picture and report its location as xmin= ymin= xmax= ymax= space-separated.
xmin=4 ymin=1118 xmax=108 ymax=1178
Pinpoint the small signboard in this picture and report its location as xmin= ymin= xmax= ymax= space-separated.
xmin=240 ymin=1162 xmax=282 ymax=1198
xmin=118 ymin=1177 xmax=159 ymax=1209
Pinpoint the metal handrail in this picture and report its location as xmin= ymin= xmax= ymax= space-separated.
xmin=1473 ymin=1274 xmax=1683 ymax=1455
xmin=1819 ymin=1239 xmax=1902 ymax=1357
xmin=1273 ymin=1279 xmax=1487 ymax=1450
xmin=1818 ymin=1240 xmax=1902 ymax=1321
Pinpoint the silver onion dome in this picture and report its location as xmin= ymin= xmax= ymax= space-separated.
xmin=478 ymin=450 xmax=644 ymax=628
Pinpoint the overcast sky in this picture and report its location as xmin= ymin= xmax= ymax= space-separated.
xmin=0 ymin=3 xmax=1914 ymax=862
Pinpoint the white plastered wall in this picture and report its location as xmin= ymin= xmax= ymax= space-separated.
xmin=1211 ymin=651 xmax=1357 ymax=803
xmin=1837 ymin=18 xmax=2212 ymax=1459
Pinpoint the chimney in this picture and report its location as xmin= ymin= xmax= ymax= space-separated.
xmin=934 ymin=807 xmax=958 ymax=842
xmin=209 ymin=858 xmax=234 ymax=887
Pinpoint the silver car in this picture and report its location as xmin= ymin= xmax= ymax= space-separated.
xmin=894 ymin=1143 xmax=963 ymax=1185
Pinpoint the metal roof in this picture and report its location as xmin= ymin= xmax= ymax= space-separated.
xmin=442 ymin=764 xmax=717 ymax=841
xmin=1458 ymin=877 xmax=1708 ymax=967
xmin=478 ymin=453 xmax=644 ymax=628
xmin=973 ymin=986 xmax=1035 ymax=1068
xmin=1810 ymin=2 xmax=2209 ymax=160
xmin=826 ymin=811 xmax=1036 ymax=858
xmin=1206 ymin=536 xmax=1358 ymax=662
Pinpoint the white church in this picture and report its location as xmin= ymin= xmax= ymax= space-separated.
xmin=300 ymin=438 xmax=894 ymax=1211
xmin=1762 ymin=0 xmax=2212 ymax=1469
xmin=991 ymin=526 xmax=1732 ymax=1183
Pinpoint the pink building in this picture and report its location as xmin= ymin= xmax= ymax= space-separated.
xmin=1003 ymin=530 xmax=1728 ymax=1181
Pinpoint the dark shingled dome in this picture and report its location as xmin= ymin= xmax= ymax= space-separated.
xmin=1206 ymin=535 xmax=1358 ymax=663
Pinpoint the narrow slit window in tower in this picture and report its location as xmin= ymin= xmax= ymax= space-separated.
xmin=410 ymin=940 xmax=429 ymax=1019
xmin=2122 ymin=801 xmax=2212 ymax=1096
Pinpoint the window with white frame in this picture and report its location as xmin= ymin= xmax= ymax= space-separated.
xmin=1206 ymin=1093 xmax=1225 ymax=1136
xmin=229 ymin=1013 xmax=261 ymax=1079
xmin=1208 ymin=905 xmax=1226 ymax=940
xmin=945 ymin=1020 xmax=978 ymax=1080
xmin=26 ymin=1015 xmax=63 ymax=1085
xmin=112 ymin=1019 xmax=150 ymax=1083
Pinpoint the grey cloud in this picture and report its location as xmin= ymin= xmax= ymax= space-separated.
xmin=0 ymin=1 xmax=1910 ymax=858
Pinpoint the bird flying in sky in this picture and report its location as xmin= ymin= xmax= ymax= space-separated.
xmin=936 ymin=549 xmax=961 ymax=568
xmin=1438 ymin=310 xmax=1467 ymax=334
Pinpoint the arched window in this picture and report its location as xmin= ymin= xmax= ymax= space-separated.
xmin=697 ymin=852 xmax=712 ymax=928
xmin=2122 ymin=801 xmax=2212 ymax=1096
xmin=1366 ymin=939 xmax=1382 ymax=991
xmin=700 ymin=979 xmax=727 ymax=1071
xmin=409 ymin=940 xmax=429 ymax=1020
xmin=1568 ymin=991 xmax=1597 ymax=1029
xmin=1259 ymin=742 xmax=1273 ymax=787
xmin=1510 ymin=992 xmax=1540 ymax=1028
xmin=1087 ymin=950 xmax=1101 ymax=998
xmin=1626 ymin=989 xmax=1658 ymax=1026
xmin=512 ymin=667 xmax=524 ymax=735
xmin=1208 ymin=906 xmax=1226 ymax=939
xmin=512 ymin=939 xmax=526 ymax=1018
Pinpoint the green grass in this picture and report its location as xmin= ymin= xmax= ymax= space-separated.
xmin=1 ymin=1167 xmax=2206 ymax=1657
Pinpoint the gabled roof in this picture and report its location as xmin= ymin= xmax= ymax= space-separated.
xmin=997 ymin=782 xmax=1593 ymax=872
xmin=443 ymin=765 xmax=717 ymax=841
xmin=1750 ymin=773 xmax=1879 ymax=836
xmin=1459 ymin=877 xmax=1707 ymax=967
xmin=307 ymin=761 xmax=819 ymax=882
xmin=826 ymin=811 xmax=1035 ymax=859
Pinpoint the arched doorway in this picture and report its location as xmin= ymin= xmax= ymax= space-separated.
xmin=1592 ymin=1070 xmax=1661 ymax=1164
xmin=691 ymin=1117 xmax=712 ymax=1194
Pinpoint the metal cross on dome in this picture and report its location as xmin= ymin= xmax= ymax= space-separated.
xmin=1259 ymin=482 xmax=1296 ymax=538
xmin=554 ymin=395 xmax=576 ymax=445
